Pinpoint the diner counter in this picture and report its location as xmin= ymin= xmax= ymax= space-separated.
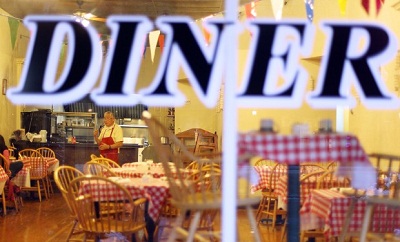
xmin=25 ymin=142 xmax=142 ymax=166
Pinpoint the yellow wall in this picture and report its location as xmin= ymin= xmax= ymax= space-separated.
xmin=3 ymin=1 xmax=400 ymax=157
xmin=0 ymin=10 xmax=30 ymax=140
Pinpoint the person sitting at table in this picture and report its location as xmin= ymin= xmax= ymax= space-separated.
xmin=9 ymin=129 xmax=27 ymax=159
xmin=93 ymin=111 xmax=123 ymax=164
xmin=0 ymin=134 xmax=23 ymax=179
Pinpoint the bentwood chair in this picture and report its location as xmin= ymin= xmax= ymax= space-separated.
xmin=19 ymin=149 xmax=49 ymax=202
xmin=316 ymin=169 xmax=351 ymax=189
xmin=36 ymin=147 xmax=56 ymax=158
xmin=67 ymin=175 xmax=147 ymax=241
xmin=83 ymin=161 xmax=117 ymax=177
xmin=0 ymin=153 xmax=24 ymax=213
xmin=36 ymin=147 xmax=57 ymax=196
xmin=90 ymin=154 xmax=104 ymax=160
xmin=255 ymin=163 xmax=287 ymax=230
xmin=253 ymin=158 xmax=276 ymax=167
xmin=90 ymin=157 xmax=121 ymax=168
xmin=0 ymin=178 xmax=6 ymax=216
xmin=54 ymin=166 xmax=84 ymax=241
xmin=142 ymin=110 xmax=261 ymax=242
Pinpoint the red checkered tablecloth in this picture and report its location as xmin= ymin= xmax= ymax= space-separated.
xmin=112 ymin=166 xmax=166 ymax=178
xmin=80 ymin=178 xmax=170 ymax=222
xmin=238 ymin=133 xmax=376 ymax=189
xmin=0 ymin=166 xmax=8 ymax=182
xmin=275 ymin=175 xmax=321 ymax=208
xmin=251 ymin=165 xmax=287 ymax=192
xmin=300 ymin=189 xmax=400 ymax=241
xmin=12 ymin=157 xmax=59 ymax=187
xmin=122 ymin=163 xmax=163 ymax=168
xmin=113 ymin=165 xmax=195 ymax=180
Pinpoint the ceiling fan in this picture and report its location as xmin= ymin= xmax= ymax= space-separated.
xmin=72 ymin=0 xmax=106 ymax=26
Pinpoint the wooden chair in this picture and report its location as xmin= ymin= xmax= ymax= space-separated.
xmin=175 ymin=128 xmax=218 ymax=167
xmin=326 ymin=161 xmax=339 ymax=171
xmin=255 ymin=163 xmax=287 ymax=230
xmin=0 ymin=153 xmax=23 ymax=213
xmin=316 ymin=169 xmax=351 ymax=189
xmin=90 ymin=157 xmax=121 ymax=168
xmin=142 ymin=110 xmax=261 ymax=242
xmin=36 ymin=147 xmax=57 ymax=196
xmin=185 ymin=160 xmax=199 ymax=170
xmin=19 ymin=149 xmax=49 ymax=202
xmin=8 ymin=146 xmax=16 ymax=162
xmin=83 ymin=161 xmax=117 ymax=177
xmin=54 ymin=166 xmax=84 ymax=241
xmin=253 ymin=157 xmax=275 ymax=167
xmin=36 ymin=147 xmax=56 ymax=158
xmin=300 ymin=163 xmax=327 ymax=174
xmin=90 ymin=154 xmax=104 ymax=160
xmin=67 ymin=175 xmax=147 ymax=241
xmin=0 ymin=180 xmax=6 ymax=216
xmin=194 ymin=132 xmax=219 ymax=158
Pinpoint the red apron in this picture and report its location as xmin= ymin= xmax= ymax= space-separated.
xmin=99 ymin=126 xmax=119 ymax=164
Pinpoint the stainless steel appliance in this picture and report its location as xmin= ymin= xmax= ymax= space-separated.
xmin=120 ymin=122 xmax=148 ymax=162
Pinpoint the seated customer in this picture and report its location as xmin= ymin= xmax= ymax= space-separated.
xmin=0 ymin=134 xmax=23 ymax=179
xmin=9 ymin=130 xmax=27 ymax=159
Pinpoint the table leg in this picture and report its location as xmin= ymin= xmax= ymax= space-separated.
xmin=145 ymin=201 xmax=155 ymax=242
xmin=338 ymin=196 xmax=357 ymax=242
xmin=287 ymin=165 xmax=300 ymax=242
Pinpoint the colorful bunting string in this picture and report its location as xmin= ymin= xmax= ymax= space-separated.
xmin=149 ymin=30 xmax=160 ymax=63
xmin=361 ymin=0 xmax=385 ymax=16
xmin=305 ymin=0 xmax=314 ymax=22
xmin=7 ymin=17 xmax=19 ymax=50
xmin=338 ymin=0 xmax=347 ymax=14
xmin=245 ymin=2 xmax=257 ymax=19
xmin=271 ymin=0 xmax=284 ymax=20
xmin=158 ymin=34 xmax=165 ymax=53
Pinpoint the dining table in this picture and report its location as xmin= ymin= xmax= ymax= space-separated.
xmin=300 ymin=189 xmax=400 ymax=241
xmin=12 ymin=157 xmax=59 ymax=187
xmin=80 ymin=176 xmax=170 ymax=242
xmin=116 ymin=162 xmax=195 ymax=179
xmin=238 ymin=132 xmax=377 ymax=241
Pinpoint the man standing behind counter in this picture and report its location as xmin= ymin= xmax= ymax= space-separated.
xmin=93 ymin=111 xmax=123 ymax=164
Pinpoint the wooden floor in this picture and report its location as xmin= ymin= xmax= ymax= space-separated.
xmin=0 ymin=192 xmax=285 ymax=242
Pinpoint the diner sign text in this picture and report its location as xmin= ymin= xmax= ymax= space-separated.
xmin=7 ymin=15 xmax=398 ymax=109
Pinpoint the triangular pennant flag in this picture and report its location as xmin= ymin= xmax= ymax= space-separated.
xmin=142 ymin=35 xmax=147 ymax=59
xmin=202 ymin=16 xmax=213 ymax=46
xmin=361 ymin=0 xmax=385 ymax=15
xmin=8 ymin=17 xmax=19 ymax=50
xmin=271 ymin=0 xmax=284 ymax=20
xmin=158 ymin=34 xmax=165 ymax=53
xmin=203 ymin=25 xmax=211 ymax=45
xmin=361 ymin=0 xmax=369 ymax=14
xmin=305 ymin=0 xmax=314 ymax=22
xmin=376 ymin=0 xmax=385 ymax=15
xmin=338 ymin=0 xmax=347 ymax=14
xmin=245 ymin=2 xmax=257 ymax=19
xmin=149 ymin=30 xmax=160 ymax=63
